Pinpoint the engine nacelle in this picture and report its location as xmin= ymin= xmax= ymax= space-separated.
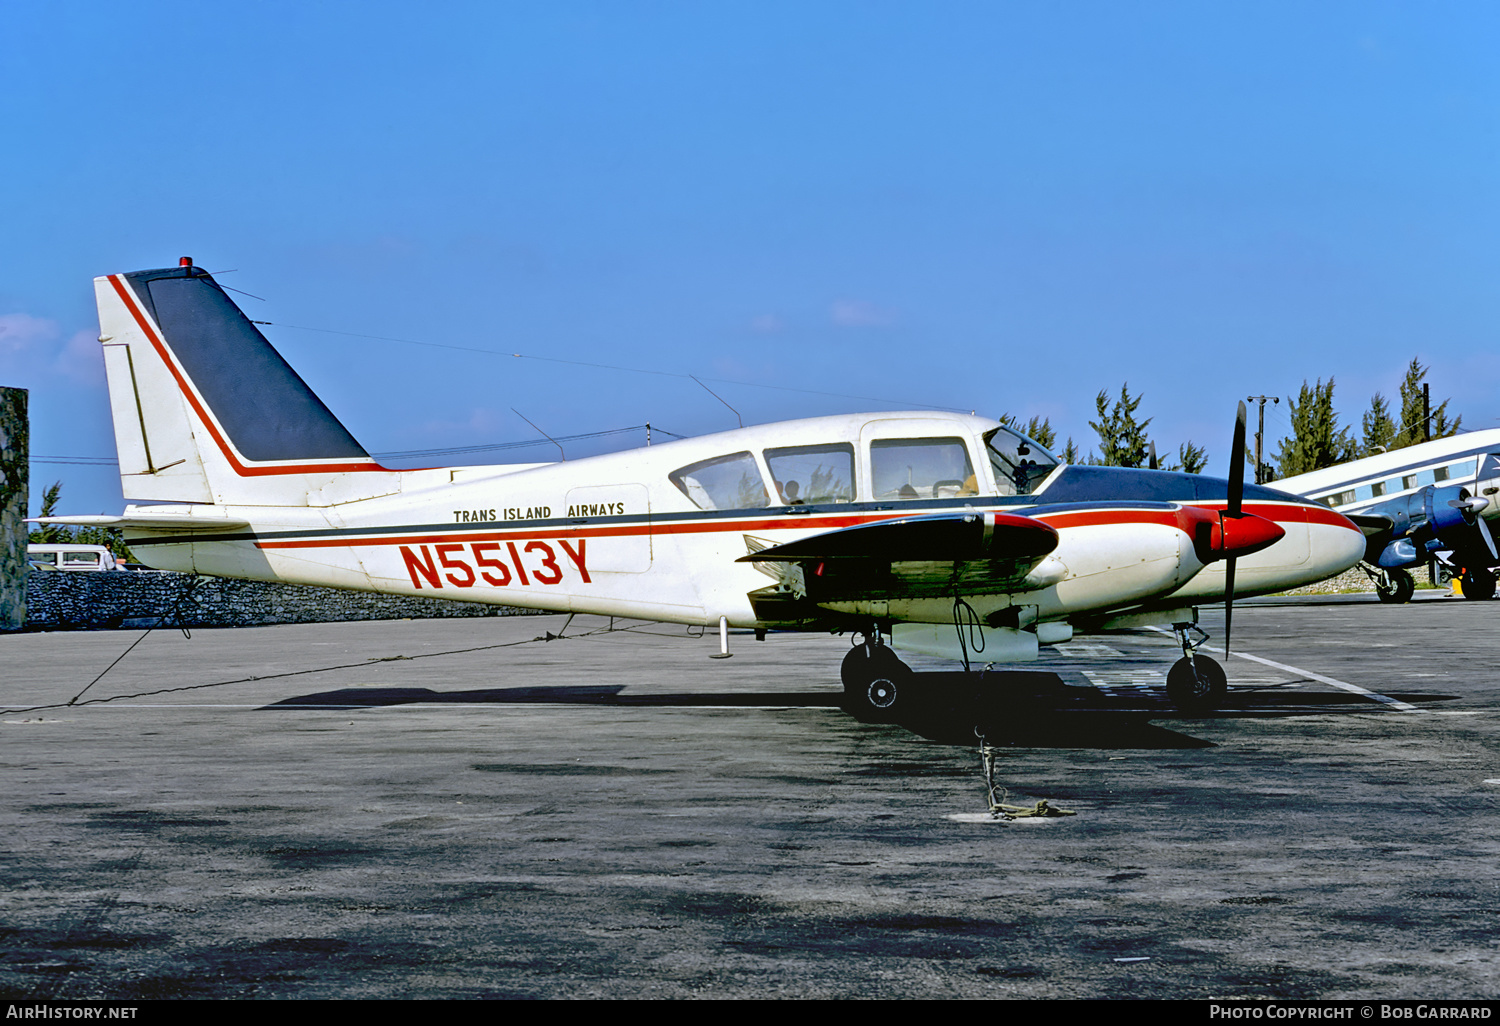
xmin=1366 ymin=484 xmax=1495 ymax=570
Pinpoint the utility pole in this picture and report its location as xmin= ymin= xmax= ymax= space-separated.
xmin=1246 ymin=395 xmax=1279 ymax=485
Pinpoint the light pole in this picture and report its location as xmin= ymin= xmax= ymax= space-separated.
xmin=1246 ymin=395 xmax=1279 ymax=484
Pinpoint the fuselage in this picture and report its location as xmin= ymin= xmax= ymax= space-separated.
xmin=122 ymin=412 xmax=1366 ymax=630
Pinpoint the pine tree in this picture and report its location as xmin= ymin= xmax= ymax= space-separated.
xmin=1275 ymin=379 xmax=1357 ymax=477
xmin=1361 ymin=392 xmax=1397 ymax=454
xmin=1395 ymin=358 xmax=1461 ymax=447
xmin=1089 ymin=385 xmax=1152 ymax=468
xmin=1170 ymin=441 xmax=1209 ymax=474
xmin=1059 ymin=437 xmax=1081 ymax=465
xmin=1021 ymin=416 xmax=1056 ymax=451
xmin=998 ymin=414 xmax=1058 ymax=452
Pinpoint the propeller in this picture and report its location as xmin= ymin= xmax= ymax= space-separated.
xmin=1450 ymin=490 xmax=1498 ymax=562
xmin=1224 ymin=401 xmax=1248 ymax=657
xmin=1449 ymin=494 xmax=1491 ymax=519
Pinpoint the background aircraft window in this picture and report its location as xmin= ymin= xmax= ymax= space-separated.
xmin=984 ymin=427 xmax=1059 ymax=496
xmin=871 ymin=438 xmax=976 ymax=500
xmin=668 ymin=452 xmax=770 ymax=511
xmin=764 ymin=444 xmax=855 ymax=504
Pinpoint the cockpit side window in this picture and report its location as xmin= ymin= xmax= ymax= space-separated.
xmin=764 ymin=443 xmax=855 ymax=504
xmin=870 ymin=437 xmax=977 ymax=500
xmin=985 ymin=427 xmax=1059 ymax=496
xmin=669 ymin=451 xmax=770 ymax=511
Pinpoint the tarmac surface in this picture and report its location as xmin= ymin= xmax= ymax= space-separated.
xmin=2 ymin=593 xmax=1498 ymax=999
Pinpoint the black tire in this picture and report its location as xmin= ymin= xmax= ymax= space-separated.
xmin=841 ymin=643 xmax=911 ymax=721
xmin=1461 ymin=569 xmax=1496 ymax=601
xmin=1166 ymin=656 xmax=1227 ymax=711
xmin=1376 ymin=568 xmax=1416 ymax=604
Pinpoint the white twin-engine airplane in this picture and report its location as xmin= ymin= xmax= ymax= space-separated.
xmin=43 ymin=261 xmax=1367 ymax=718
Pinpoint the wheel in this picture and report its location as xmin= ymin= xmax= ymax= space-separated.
xmin=841 ymin=643 xmax=911 ymax=721
xmin=1166 ymin=655 xmax=1227 ymax=711
xmin=1461 ymin=569 xmax=1496 ymax=601
xmin=1376 ymin=568 xmax=1415 ymax=604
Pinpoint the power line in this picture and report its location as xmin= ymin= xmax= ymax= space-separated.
xmin=28 ymin=423 xmax=690 ymax=467
xmin=31 ymin=456 xmax=120 ymax=466
xmin=255 ymin=320 xmax=970 ymax=414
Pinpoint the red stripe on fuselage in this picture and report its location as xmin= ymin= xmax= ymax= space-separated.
xmin=108 ymin=275 xmax=389 ymax=478
xmin=251 ymin=501 xmax=1350 ymax=551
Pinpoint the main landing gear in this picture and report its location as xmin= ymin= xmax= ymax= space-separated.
xmin=1375 ymin=567 xmax=1416 ymax=604
xmin=1166 ymin=622 xmax=1227 ymax=712
xmin=1460 ymin=568 xmax=1497 ymax=601
xmin=842 ymin=632 xmax=912 ymax=722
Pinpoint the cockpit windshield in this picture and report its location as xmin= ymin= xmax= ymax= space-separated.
xmin=985 ymin=426 xmax=1059 ymax=496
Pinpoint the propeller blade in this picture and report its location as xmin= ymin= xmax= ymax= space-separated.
xmin=1224 ymin=401 xmax=1248 ymax=657
xmin=1224 ymin=556 xmax=1236 ymax=657
xmin=1228 ymin=401 xmax=1247 ymax=518
xmin=1479 ymin=516 xmax=1498 ymax=562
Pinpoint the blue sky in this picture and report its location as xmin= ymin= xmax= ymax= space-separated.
xmin=4 ymin=1 xmax=1499 ymax=514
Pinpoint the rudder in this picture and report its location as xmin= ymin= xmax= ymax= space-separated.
xmin=96 ymin=260 xmax=391 ymax=506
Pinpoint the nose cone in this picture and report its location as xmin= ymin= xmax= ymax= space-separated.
xmin=1217 ymin=512 xmax=1286 ymax=558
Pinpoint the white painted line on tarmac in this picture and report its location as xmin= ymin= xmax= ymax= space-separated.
xmin=1144 ymin=626 xmax=1420 ymax=712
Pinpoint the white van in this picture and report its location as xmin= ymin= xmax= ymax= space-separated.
xmin=27 ymin=544 xmax=121 ymax=572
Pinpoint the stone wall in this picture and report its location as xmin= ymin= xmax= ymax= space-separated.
xmin=26 ymin=569 xmax=540 ymax=630
xmin=1283 ymin=566 xmax=1373 ymax=595
xmin=0 ymin=386 xmax=26 ymax=631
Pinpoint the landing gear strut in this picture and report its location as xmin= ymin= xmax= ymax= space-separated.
xmin=1375 ymin=567 xmax=1416 ymax=604
xmin=1165 ymin=622 xmax=1227 ymax=712
xmin=841 ymin=631 xmax=912 ymax=722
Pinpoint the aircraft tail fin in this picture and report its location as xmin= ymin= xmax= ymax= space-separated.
xmin=95 ymin=260 xmax=394 ymax=506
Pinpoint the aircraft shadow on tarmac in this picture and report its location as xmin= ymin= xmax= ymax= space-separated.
xmin=263 ymin=671 xmax=1455 ymax=750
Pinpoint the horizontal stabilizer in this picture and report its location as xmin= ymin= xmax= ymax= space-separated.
xmin=29 ymin=513 xmax=250 ymax=532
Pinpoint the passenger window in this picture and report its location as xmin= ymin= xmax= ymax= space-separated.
xmin=62 ymin=551 xmax=100 ymax=567
xmin=669 ymin=452 xmax=769 ymax=511
xmin=765 ymin=444 xmax=855 ymax=504
xmin=871 ymin=438 xmax=976 ymax=500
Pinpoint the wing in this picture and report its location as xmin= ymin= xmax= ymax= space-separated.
xmin=737 ymin=511 xmax=1060 ymax=600
xmin=1345 ymin=512 xmax=1395 ymax=538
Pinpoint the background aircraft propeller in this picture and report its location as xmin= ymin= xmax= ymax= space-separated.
xmin=1449 ymin=492 xmax=1498 ymax=562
